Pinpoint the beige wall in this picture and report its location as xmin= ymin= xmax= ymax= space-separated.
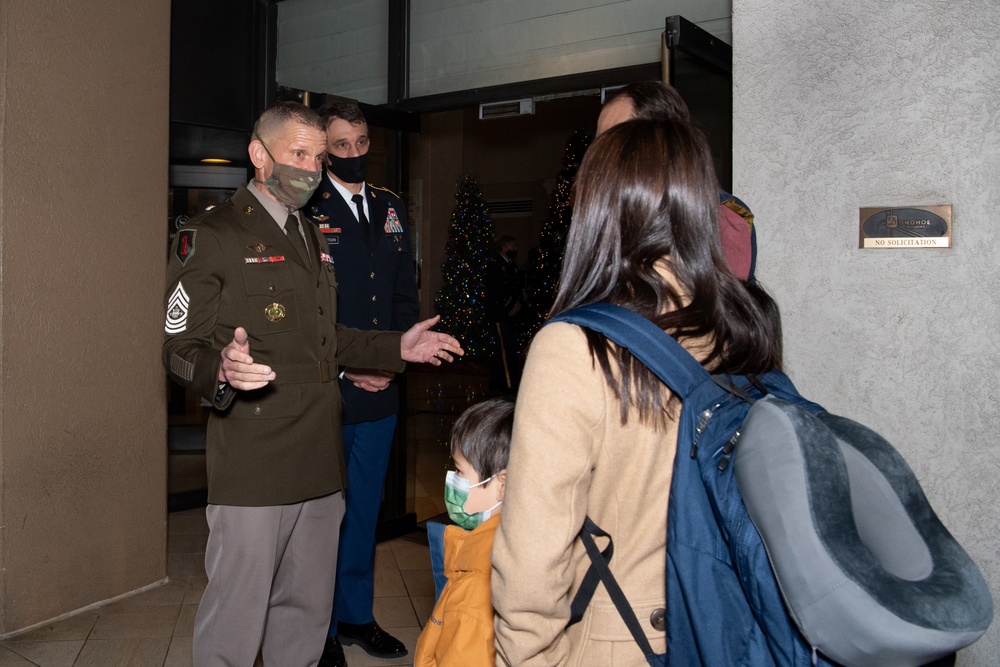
xmin=734 ymin=0 xmax=999 ymax=663
xmin=0 ymin=0 xmax=170 ymax=634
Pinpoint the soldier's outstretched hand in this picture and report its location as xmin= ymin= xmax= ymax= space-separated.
xmin=219 ymin=327 xmax=276 ymax=390
xmin=400 ymin=315 xmax=464 ymax=366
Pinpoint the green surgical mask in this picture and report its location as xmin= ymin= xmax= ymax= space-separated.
xmin=444 ymin=470 xmax=500 ymax=530
xmin=256 ymin=138 xmax=322 ymax=212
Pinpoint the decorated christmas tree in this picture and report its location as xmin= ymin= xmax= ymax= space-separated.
xmin=523 ymin=128 xmax=592 ymax=337
xmin=435 ymin=173 xmax=496 ymax=358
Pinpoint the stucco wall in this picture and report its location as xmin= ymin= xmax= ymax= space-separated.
xmin=733 ymin=1 xmax=999 ymax=663
xmin=0 ymin=0 xmax=170 ymax=634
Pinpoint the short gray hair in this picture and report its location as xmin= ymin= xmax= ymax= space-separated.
xmin=253 ymin=101 xmax=325 ymax=144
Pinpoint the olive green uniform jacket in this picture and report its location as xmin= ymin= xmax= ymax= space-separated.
xmin=163 ymin=184 xmax=405 ymax=507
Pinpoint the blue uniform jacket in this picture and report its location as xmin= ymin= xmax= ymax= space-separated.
xmin=306 ymin=176 xmax=419 ymax=424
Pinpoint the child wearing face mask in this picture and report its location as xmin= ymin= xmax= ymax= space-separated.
xmin=414 ymin=397 xmax=514 ymax=667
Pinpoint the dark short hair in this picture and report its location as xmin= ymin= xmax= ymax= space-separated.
xmin=450 ymin=398 xmax=515 ymax=480
xmin=498 ymin=235 xmax=516 ymax=247
xmin=318 ymin=100 xmax=367 ymax=127
xmin=607 ymin=81 xmax=691 ymax=123
xmin=252 ymin=101 xmax=325 ymax=143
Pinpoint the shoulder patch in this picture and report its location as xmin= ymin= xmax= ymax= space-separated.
xmin=175 ymin=229 xmax=196 ymax=265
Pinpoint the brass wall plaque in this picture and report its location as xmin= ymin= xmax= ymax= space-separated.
xmin=859 ymin=205 xmax=952 ymax=249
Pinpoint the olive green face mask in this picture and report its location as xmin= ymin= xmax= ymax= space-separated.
xmin=256 ymin=138 xmax=323 ymax=212
xmin=444 ymin=470 xmax=501 ymax=530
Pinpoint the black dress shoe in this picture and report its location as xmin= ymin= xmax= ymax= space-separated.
xmin=338 ymin=620 xmax=407 ymax=658
xmin=318 ymin=636 xmax=347 ymax=667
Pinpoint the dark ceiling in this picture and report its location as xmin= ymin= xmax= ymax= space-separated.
xmin=170 ymin=124 xmax=250 ymax=167
xmin=169 ymin=0 xmax=271 ymax=169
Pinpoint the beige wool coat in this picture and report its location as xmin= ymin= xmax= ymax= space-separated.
xmin=492 ymin=321 xmax=679 ymax=667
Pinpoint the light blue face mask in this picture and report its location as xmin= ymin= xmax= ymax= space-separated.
xmin=444 ymin=470 xmax=501 ymax=530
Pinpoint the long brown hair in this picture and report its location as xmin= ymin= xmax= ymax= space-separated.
xmin=549 ymin=119 xmax=782 ymax=426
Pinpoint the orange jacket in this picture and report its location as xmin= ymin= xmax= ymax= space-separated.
xmin=414 ymin=514 xmax=501 ymax=667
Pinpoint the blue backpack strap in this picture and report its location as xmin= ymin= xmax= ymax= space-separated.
xmin=549 ymin=303 xmax=710 ymax=400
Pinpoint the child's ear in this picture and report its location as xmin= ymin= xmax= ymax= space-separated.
xmin=497 ymin=469 xmax=507 ymax=502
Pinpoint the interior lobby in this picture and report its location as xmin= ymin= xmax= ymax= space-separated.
xmin=0 ymin=1 xmax=997 ymax=665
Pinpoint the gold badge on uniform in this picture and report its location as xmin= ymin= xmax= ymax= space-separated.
xmin=247 ymin=242 xmax=270 ymax=254
xmin=244 ymin=205 xmax=255 ymax=214
xmin=264 ymin=302 xmax=286 ymax=322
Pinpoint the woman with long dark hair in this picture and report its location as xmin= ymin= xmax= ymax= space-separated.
xmin=491 ymin=118 xmax=781 ymax=666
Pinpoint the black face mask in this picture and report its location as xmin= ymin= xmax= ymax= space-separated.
xmin=326 ymin=152 xmax=370 ymax=184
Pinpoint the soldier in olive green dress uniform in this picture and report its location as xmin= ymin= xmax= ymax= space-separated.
xmin=162 ymin=102 xmax=461 ymax=667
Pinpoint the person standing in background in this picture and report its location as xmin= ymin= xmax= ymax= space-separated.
xmin=485 ymin=235 xmax=523 ymax=392
xmin=597 ymin=81 xmax=758 ymax=282
xmin=307 ymin=101 xmax=419 ymax=667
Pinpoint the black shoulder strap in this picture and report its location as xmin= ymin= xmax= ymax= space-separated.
xmin=568 ymin=517 xmax=657 ymax=659
xmin=568 ymin=516 xmax=612 ymax=626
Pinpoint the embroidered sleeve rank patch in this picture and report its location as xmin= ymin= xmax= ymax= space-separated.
xmin=384 ymin=207 xmax=404 ymax=234
xmin=165 ymin=281 xmax=190 ymax=334
xmin=175 ymin=229 xmax=196 ymax=265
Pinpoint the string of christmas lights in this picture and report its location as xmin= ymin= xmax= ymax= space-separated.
xmin=522 ymin=128 xmax=592 ymax=341
xmin=434 ymin=174 xmax=497 ymax=358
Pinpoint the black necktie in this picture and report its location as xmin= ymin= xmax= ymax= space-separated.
xmin=352 ymin=194 xmax=373 ymax=250
xmin=285 ymin=213 xmax=309 ymax=263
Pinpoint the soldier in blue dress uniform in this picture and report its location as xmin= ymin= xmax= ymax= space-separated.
xmin=306 ymin=101 xmax=419 ymax=667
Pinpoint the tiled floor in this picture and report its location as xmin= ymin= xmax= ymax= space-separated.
xmin=0 ymin=509 xmax=436 ymax=666
xmin=0 ymin=363 xmax=508 ymax=667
